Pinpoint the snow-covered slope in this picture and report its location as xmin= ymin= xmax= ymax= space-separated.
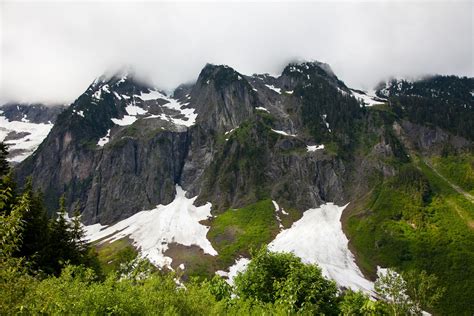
xmin=85 ymin=185 xmax=217 ymax=268
xmin=269 ymin=203 xmax=374 ymax=293
xmin=350 ymin=89 xmax=386 ymax=107
xmin=218 ymin=203 xmax=374 ymax=294
xmin=0 ymin=104 xmax=63 ymax=163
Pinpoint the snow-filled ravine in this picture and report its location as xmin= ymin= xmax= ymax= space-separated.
xmin=85 ymin=185 xmax=217 ymax=268
xmin=220 ymin=203 xmax=374 ymax=294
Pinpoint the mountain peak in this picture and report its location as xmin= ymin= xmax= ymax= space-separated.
xmin=196 ymin=63 xmax=247 ymax=89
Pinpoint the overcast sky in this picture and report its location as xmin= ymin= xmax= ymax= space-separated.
xmin=1 ymin=0 xmax=473 ymax=105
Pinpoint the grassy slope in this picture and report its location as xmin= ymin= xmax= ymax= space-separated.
xmin=431 ymin=153 xmax=474 ymax=196
xmin=207 ymin=200 xmax=280 ymax=267
xmin=346 ymin=157 xmax=474 ymax=315
xmin=93 ymin=238 xmax=138 ymax=275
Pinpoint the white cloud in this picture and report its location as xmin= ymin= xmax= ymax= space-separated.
xmin=1 ymin=1 xmax=472 ymax=104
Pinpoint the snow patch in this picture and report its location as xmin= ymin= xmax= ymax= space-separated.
xmin=97 ymin=129 xmax=111 ymax=147
xmin=351 ymin=89 xmax=385 ymax=107
xmin=136 ymin=90 xmax=163 ymax=101
xmin=322 ymin=114 xmax=331 ymax=132
xmin=111 ymin=115 xmax=137 ymax=126
xmin=271 ymin=129 xmax=297 ymax=137
xmin=137 ymin=90 xmax=197 ymax=127
xmin=264 ymin=84 xmax=281 ymax=94
xmin=272 ymin=200 xmax=280 ymax=211
xmin=225 ymin=258 xmax=251 ymax=285
xmin=268 ymin=203 xmax=374 ymax=294
xmin=273 ymin=200 xmax=284 ymax=228
xmin=85 ymin=185 xmax=217 ymax=268
xmin=92 ymin=90 xmax=102 ymax=100
xmin=225 ymin=128 xmax=237 ymax=135
xmin=0 ymin=114 xmax=53 ymax=163
xmin=72 ymin=109 xmax=84 ymax=117
xmin=255 ymin=106 xmax=269 ymax=113
xmin=125 ymin=105 xmax=147 ymax=116
xmin=307 ymin=144 xmax=324 ymax=152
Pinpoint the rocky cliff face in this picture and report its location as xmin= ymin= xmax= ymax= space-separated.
xmin=15 ymin=61 xmax=456 ymax=225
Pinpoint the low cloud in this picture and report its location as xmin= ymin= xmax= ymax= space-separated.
xmin=1 ymin=1 xmax=472 ymax=105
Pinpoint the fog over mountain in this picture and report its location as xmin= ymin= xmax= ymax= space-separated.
xmin=1 ymin=0 xmax=472 ymax=104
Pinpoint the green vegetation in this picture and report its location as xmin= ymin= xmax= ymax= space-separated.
xmin=374 ymin=268 xmax=444 ymax=316
xmin=235 ymin=247 xmax=340 ymax=315
xmin=94 ymin=238 xmax=138 ymax=275
xmin=207 ymin=200 xmax=279 ymax=266
xmin=200 ymin=118 xmax=279 ymax=208
xmin=380 ymin=76 xmax=474 ymax=140
xmin=431 ymin=153 xmax=474 ymax=195
xmin=347 ymin=158 xmax=474 ymax=315
xmin=0 ymin=146 xmax=444 ymax=315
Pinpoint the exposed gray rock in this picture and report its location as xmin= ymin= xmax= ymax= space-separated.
xmin=15 ymin=61 xmax=464 ymax=227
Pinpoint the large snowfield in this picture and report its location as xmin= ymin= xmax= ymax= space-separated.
xmin=85 ymin=185 xmax=217 ymax=267
xmin=268 ymin=203 xmax=374 ymax=293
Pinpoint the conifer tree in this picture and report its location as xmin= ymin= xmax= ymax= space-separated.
xmin=0 ymin=142 xmax=9 ymax=178
xmin=14 ymin=179 xmax=51 ymax=273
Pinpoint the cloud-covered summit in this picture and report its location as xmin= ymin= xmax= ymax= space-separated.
xmin=1 ymin=1 xmax=472 ymax=105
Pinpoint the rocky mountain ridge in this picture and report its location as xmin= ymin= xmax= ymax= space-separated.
xmin=14 ymin=62 xmax=474 ymax=226
xmin=14 ymin=61 xmax=392 ymax=224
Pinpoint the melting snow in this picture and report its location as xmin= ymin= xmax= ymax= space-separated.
xmin=125 ymin=105 xmax=147 ymax=116
xmin=92 ymin=90 xmax=102 ymax=100
xmin=322 ymin=114 xmax=331 ymax=132
xmin=0 ymin=114 xmax=53 ymax=163
xmin=136 ymin=90 xmax=197 ymax=127
xmin=222 ymin=257 xmax=251 ymax=285
xmin=265 ymin=84 xmax=282 ymax=94
xmin=273 ymin=200 xmax=284 ymax=228
xmin=269 ymin=203 xmax=374 ymax=293
xmin=285 ymin=90 xmax=294 ymax=94
xmin=85 ymin=185 xmax=217 ymax=268
xmin=307 ymin=144 xmax=324 ymax=152
xmin=97 ymin=129 xmax=111 ymax=147
xmin=136 ymin=90 xmax=163 ymax=101
xmin=111 ymin=115 xmax=137 ymax=126
xmin=225 ymin=128 xmax=237 ymax=135
xmin=271 ymin=129 xmax=297 ymax=137
xmin=255 ymin=106 xmax=269 ymax=113
xmin=351 ymin=90 xmax=385 ymax=107
xmin=72 ymin=109 xmax=84 ymax=117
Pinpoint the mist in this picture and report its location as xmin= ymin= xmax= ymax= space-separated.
xmin=1 ymin=1 xmax=472 ymax=105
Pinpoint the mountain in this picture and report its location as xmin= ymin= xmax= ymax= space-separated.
xmin=0 ymin=103 xmax=65 ymax=163
xmin=13 ymin=63 xmax=474 ymax=314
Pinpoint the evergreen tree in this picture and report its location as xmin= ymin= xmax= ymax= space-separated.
xmin=0 ymin=142 xmax=9 ymax=178
xmin=12 ymin=179 xmax=52 ymax=273
xmin=49 ymin=196 xmax=74 ymax=272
